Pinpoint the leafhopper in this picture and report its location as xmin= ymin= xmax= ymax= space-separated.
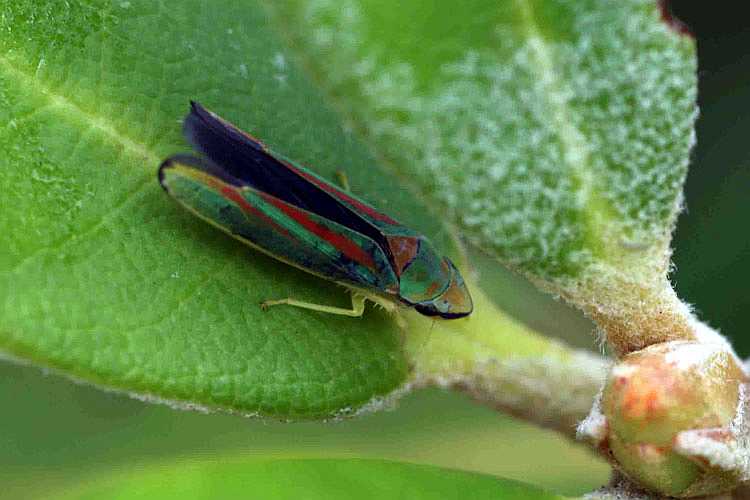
xmin=159 ymin=102 xmax=473 ymax=319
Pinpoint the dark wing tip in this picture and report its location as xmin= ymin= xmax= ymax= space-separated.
xmin=182 ymin=99 xmax=268 ymax=169
xmin=158 ymin=154 xmax=199 ymax=192
xmin=188 ymin=100 xmax=210 ymax=119
xmin=184 ymin=100 xmax=210 ymax=138
xmin=157 ymin=156 xmax=178 ymax=191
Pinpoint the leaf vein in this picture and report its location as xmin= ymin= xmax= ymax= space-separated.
xmin=0 ymin=53 xmax=163 ymax=274
xmin=514 ymin=0 xmax=614 ymax=259
xmin=0 ymin=54 xmax=160 ymax=165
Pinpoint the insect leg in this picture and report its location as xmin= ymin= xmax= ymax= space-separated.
xmin=335 ymin=170 xmax=351 ymax=192
xmin=260 ymin=293 xmax=366 ymax=317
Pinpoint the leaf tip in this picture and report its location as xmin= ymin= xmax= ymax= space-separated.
xmin=657 ymin=1 xmax=694 ymax=39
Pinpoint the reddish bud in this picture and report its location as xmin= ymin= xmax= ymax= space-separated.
xmin=601 ymin=341 xmax=744 ymax=496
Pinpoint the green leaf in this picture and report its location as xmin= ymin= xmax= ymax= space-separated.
xmin=0 ymin=0 xmax=474 ymax=417
xmin=0 ymin=0 xmax=695 ymax=416
xmin=272 ymin=0 xmax=697 ymax=280
xmin=55 ymin=458 xmax=566 ymax=500
xmin=269 ymin=0 xmax=699 ymax=350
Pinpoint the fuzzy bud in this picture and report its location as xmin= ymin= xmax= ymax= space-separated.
xmin=601 ymin=340 xmax=744 ymax=496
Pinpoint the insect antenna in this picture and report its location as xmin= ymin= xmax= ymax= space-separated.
xmin=414 ymin=317 xmax=437 ymax=357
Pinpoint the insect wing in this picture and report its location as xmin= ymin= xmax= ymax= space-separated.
xmin=184 ymin=102 xmax=390 ymax=248
xmin=185 ymin=101 xmax=426 ymax=276
xmin=159 ymin=155 xmax=399 ymax=294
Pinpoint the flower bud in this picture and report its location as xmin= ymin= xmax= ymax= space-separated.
xmin=602 ymin=340 xmax=744 ymax=496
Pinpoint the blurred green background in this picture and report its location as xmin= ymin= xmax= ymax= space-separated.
xmin=670 ymin=4 xmax=750 ymax=355
xmin=1 ymin=4 xmax=747 ymax=499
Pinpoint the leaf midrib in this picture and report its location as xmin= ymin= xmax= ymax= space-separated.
xmin=514 ymin=0 xmax=617 ymax=262
xmin=0 ymin=53 xmax=159 ymax=273
xmin=0 ymin=54 xmax=160 ymax=164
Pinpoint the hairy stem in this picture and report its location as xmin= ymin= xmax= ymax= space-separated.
xmin=402 ymin=281 xmax=609 ymax=438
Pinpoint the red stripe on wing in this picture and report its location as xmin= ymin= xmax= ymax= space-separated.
xmin=260 ymin=193 xmax=378 ymax=271
xmin=281 ymin=161 xmax=400 ymax=225
xmin=218 ymin=185 xmax=291 ymax=238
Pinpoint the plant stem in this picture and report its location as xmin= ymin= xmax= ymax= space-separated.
xmin=402 ymin=283 xmax=609 ymax=438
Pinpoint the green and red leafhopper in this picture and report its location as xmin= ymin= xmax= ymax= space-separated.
xmin=158 ymin=102 xmax=473 ymax=319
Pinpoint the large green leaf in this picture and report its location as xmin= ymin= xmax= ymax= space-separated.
xmin=0 ymin=0 xmax=696 ymax=415
xmin=270 ymin=0 xmax=698 ymax=352
xmin=0 ymin=0 xmax=464 ymax=417
xmin=273 ymin=0 xmax=696 ymax=280
xmin=54 ymin=458 xmax=565 ymax=500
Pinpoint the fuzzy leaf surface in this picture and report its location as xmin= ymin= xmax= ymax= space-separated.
xmin=271 ymin=0 xmax=697 ymax=286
